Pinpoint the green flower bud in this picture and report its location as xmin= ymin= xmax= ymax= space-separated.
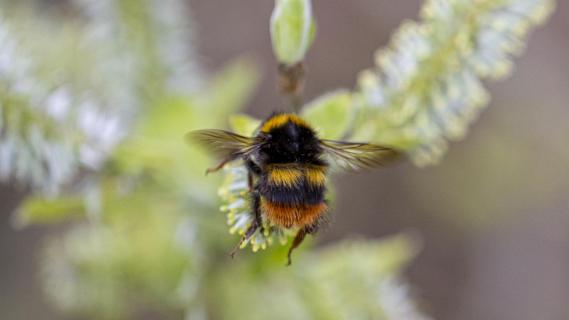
xmin=270 ymin=0 xmax=316 ymax=65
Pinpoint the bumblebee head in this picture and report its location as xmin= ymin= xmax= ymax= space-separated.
xmin=257 ymin=113 xmax=321 ymax=163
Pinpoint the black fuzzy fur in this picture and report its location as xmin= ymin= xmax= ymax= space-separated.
xmin=252 ymin=114 xmax=328 ymax=212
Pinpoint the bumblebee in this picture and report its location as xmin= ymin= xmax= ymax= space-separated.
xmin=191 ymin=112 xmax=399 ymax=264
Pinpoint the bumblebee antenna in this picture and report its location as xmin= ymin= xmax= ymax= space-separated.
xmin=277 ymin=63 xmax=305 ymax=113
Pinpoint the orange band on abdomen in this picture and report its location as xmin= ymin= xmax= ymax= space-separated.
xmin=261 ymin=198 xmax=327 ymax=228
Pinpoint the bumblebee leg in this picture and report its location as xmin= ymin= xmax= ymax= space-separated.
xmin=251 ymin=190 xmax=265 ymax=234
xmin=286 ymin=227 xmax=308 ymax=266
xmin=245 ymin=159 xmax=261 ymax=192
xmin=247 ymin=170 xmax=254 ymax=192
xmin=229 ymin=220 xmax=259 ymax=258
xmin=229 ymin=191 xmax=262 ymax=258
xmin=205 ymin=157 xmax=234 ymax=175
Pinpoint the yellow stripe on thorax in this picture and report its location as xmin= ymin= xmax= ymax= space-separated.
xmin=260 ymin=113 xmax=310 ymax=133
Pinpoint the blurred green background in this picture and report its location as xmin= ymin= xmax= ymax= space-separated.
xmin=1 ymin=0 xmax=568 ymax=319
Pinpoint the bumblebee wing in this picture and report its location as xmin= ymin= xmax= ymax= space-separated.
xmin=320 ymin=139 xmax=401 ymax=171
xmin=187 ymin=129 xmax=256 ymax=159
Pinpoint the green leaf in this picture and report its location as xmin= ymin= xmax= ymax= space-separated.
xmin=204 ymin=58 xmax=260 ymax=117
xmin=301 ymin=90 xmax=352 ymax=140
xmin=229 ymin=114 xmax=261 ymax=136
xmin=314 ymin=233 xmax=419 ymax=276
xmin=270 ymin=0 xmax=316 ymax=65
xmin=15 ymin=196 xmax=85 ymax=227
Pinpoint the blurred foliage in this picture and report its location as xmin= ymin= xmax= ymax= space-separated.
xmin=355 ymin=0 xmax=554 ymax=166
xmin=212 ymin=236 xmax=426 ymax=320
xmin=0 ymin=11 xmax=133 ymax=194
xmin=0 ymin=0 xmax=555 ymax=319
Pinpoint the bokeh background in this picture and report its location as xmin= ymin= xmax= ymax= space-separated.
xmin=1 ymin=1 xmax=568 ymax=319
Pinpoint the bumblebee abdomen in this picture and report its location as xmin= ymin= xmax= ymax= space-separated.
xmin=259 ymin=163 xmax=328 ymax=228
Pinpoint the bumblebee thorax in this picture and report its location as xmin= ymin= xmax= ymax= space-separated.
xmin=256 ymin=113 xmax=321 ymax=163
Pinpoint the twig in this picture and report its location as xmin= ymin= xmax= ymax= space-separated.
xmin=277 ymin=62 xmax=305 ymax=113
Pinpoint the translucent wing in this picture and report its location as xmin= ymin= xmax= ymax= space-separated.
xmin=320 ymin=139 xmax=401 ymax=171
xmin=187 ymin=129 xmax=256 ymax=159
